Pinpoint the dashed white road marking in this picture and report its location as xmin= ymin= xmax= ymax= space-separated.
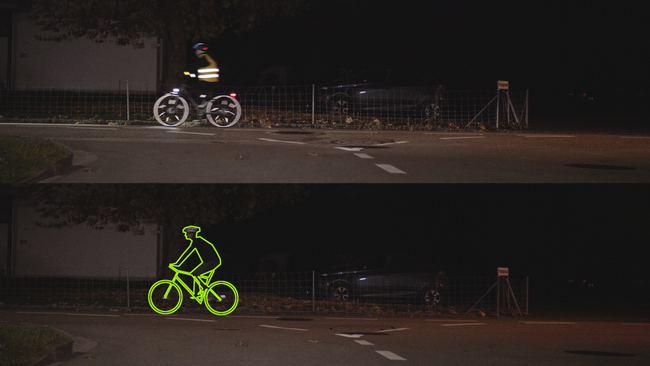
xmin=376 ymin=350 xmax=407 ymax=361
xmin=439 ymin=136 xmax=486 ymax=140
xmin=66 ymin=313 xmax=121 ymax=317
xmin=354 ymin=153 xmax=374 ymax=159
xmin=167 ymin=317 xmax=215 ymax=323
xmin=326 ymin=317 xmax=378 ymax=321
xmin=355 ymin=340 xmax=375 ymax=346
xmin=334 ymin=147 xmax=365 ymax=152
xmin=377 ymin=328 xmax=410 ymax=333
xmin=426 ymin=319 xmax=479 ymax=322
xmin=520 ymin=134 xmax=575 ymax=138
xmin=259 ymin=138 xmax=306 ymax=145
xmin=376 ymin=164 xmax=406 ymax=174
xmin=335 ymin=333 xmax=364 ymax=338
xmin=260 ymin=324 xmax=308 ymax=331
xmin=167 ymin=131 xmax=215 ymax=136
xmin=376 ymin=141 xmax=409 ymax=146
xmin=520 ymin=321 xmax=576 ymax=325
xmin=67 ymin=126 xmax=119 ymax=130
xmin=440 ymin=323 xmax=486 ymax=327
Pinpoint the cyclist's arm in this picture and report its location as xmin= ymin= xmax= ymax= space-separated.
xmin=171 ymin=244 xmax=195 ymax=266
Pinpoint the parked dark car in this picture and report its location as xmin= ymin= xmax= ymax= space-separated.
xmin=320 ymin=69 xmax=446 ymax=120
xmin=319 ymin=253 xmax=446 ymax=306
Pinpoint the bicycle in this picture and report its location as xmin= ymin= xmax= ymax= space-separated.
xmin=148 ymin=264 xmax=239 ymax=315
xmin=153 ymin=84 xmax=242 ymax=128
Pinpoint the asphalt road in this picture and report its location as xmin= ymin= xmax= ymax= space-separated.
xmin=2 ymin=309 xmax=649 ymax=365
xmin=2 ymin=123 xmax=650 ymax=183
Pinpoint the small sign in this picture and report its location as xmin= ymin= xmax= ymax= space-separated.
xmin=498 ymin=267 xmax=509 ymax=277
xmin=497 ymin=81 xmax=509 ymax=90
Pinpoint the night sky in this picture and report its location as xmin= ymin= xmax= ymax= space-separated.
xmin=206 ymin=185 xmax=649 ymax=300
xmin=216 ymin=0 xmax=649 ymax=99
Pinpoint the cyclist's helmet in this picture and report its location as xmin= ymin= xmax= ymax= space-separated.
xmin=183 ymin=226 xmax=201 ymax=235
xmin=193 ymin=43 xmax=208 ymax=54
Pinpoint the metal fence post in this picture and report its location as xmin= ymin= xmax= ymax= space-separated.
xmin=526 ymin=276 xmax=529 ymax=314
xmin=126 ymin=267 xmax=130 ymax=308
xmin=126 ymin=80 xmax=130 ymax=121
xmin=311 ymin=84 xmax=315 ymax=125
xmin=312 ymin=271 xmax=315 ymax=311
xmin=497 ymin=276 xmax=500 ymax=318
xmin=525 ymin=90 xmax=529 ymax=128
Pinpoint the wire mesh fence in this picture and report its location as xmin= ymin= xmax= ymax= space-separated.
xmin=0 ymin=82 xmax=529 ymax=129
xmin=0 ymin=270 xmax=528 ymax=316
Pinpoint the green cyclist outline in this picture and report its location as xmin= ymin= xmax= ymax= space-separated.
xmin=147 ymin=225 xmax=239 ymax=315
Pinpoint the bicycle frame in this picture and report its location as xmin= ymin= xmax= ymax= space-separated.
xmin=167 ymin=266 xmax=221 ymax=305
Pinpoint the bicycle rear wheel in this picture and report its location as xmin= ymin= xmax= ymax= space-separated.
xmin=204 ymin=281 xmax=239 ymax=315
xmin=153 ymin=94 xmax=190 ymax=126
xmin=148 ymin=280 xmax=183 ymax=314
xmin=206 ymin=95 xmax=241 ymax=128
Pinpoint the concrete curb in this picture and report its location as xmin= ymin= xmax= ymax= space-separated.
xmin=27 ymin=338 xmax=74 ymax=366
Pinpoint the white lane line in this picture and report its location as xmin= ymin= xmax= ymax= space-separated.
xmin=377 ymin=328 xmax=410 ymax=333
xmin=66 ymin=313 xmax=120 ymax=317
xmin=67 ymin=126 xmax=119 ymax=130
xmin=354 ymin=153 xmax=374 ymax=159
xmin=376 ymin=164 xmax=406 ymax=174
xmin=259 ymin=138 xmax=306 ymax=145
xmin=335 ymin=333 xmax=364 ymax=338
xmin=17 ymin=312 xmax=70 ymax=315
xmin=226 ymin=316 xmax=278 ymax=319
xmin=520 ymin=321 xmax=576 ymax=325
xmin=376 ymin=141 xmax=409 ymax=146
xmin=520 ymin=135 xmax=575 ymax=138
xmin=426 ymin=319 xmax=479 ymax=322
xmin=439 ymin=136 xmax=486 ymax=140
xmin=335 ymin=147 xmax=364 ymax=152
xmin=355 ymin=340 xmax=374 ymax=346
xmin=326 ymin=318 xmax=378 ymax=321
xmin=124 ymin=314 xmax=177 ymax=317
xmin=167 ymin=317 xmax=215 ymax=323
xmin=441 ymin=323 xmax=486 ymax=327
xmin=260 ymin=324 xmax=308 ymax=331
xmin=167 ymin=131 xmax=215 ymax=136
xmin=376 ymin=350 xmax=407 ymax=361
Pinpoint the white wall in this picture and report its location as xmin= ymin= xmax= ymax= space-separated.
xmin=13 ymin=200 xmax=158 ymax=279
xmin=13 ymin=12 xmax=158 ymax=91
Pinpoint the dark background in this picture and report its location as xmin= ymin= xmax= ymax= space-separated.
xmin=204 ymin=185 xmax=649 ymax=307
xmin=214 ymin=1 xmax=648 ymax=97
xmin=200 ymin=0 xmax=650 ymax=129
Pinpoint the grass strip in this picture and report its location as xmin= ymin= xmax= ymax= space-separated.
xmin=0 ymin=137 xmax=69 ymax=183
xmin=0 ymin=324 xmax=70 ymax=366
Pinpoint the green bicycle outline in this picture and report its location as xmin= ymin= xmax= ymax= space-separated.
xmin=147 ymin=226 xmax=239 ymax=315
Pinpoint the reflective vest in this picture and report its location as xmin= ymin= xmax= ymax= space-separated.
xmin=197 ymin=54 xmax=219 ymax=82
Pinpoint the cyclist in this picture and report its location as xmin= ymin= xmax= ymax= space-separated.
xmin=184 ymin=43 xmax=219 ymax=123
xmin=170 ymin=226 xmax=222 ymax=299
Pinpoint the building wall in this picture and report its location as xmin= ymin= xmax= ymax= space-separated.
xmin=12 ymin=12 xmax=158 ymax=91
xmin=13 ymin=199 xmax=158 ymax=279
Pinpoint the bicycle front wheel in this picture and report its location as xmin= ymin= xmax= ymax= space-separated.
xmin=153 ymin=94 xmax=189 ymax=126
xmin=148 ymin=280 xmax=183 ymax=314
xmin=206 ymin=95 xmax=241 ymax=128
xmin=204 ymin=281 xmax=239 ymax=315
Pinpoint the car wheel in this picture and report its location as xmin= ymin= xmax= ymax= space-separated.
xmin=329 ymin=283 xmax=351 ymax=301
xmin=424 ymin=102 xmax=440 ymax=120
xmin=330 ymin=96 xmax=350 ymax=115
xmin=424 ymin=289 xmax=440 ymax=306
